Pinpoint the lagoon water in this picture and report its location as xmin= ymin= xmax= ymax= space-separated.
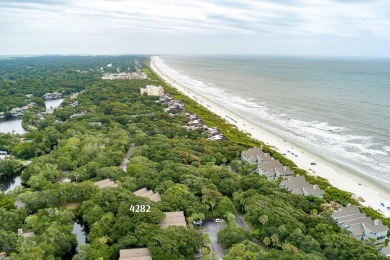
xmin=0 ymin=98 xmax=64 ymax=134
xmin=0 ymin=119 xmax=27 ymax=134
xmin=157 ymin=56 xmax=390 ymax=186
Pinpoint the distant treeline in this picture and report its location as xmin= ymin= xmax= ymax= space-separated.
xmin=0 ymin=55 xmax=143 ymax=112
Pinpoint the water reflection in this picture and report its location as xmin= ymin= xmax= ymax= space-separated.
xmin=0 ymin=119 xmax=27 ymax=134
xmin=0 ymin=98 xmax=64 ymax=134
xmin=73 ymin=220 xmax=87 ymax=252
xmin=0 ymin=175 xmax=21 ymax=193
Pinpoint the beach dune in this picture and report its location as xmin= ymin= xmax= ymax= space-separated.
xmin=151 ymin=56 xmax=390 ymax=218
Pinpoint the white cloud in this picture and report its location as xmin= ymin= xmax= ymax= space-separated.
xmin=0 ymin=0 xmax=389 ymax=55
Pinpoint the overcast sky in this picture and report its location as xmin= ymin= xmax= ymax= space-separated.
xmin=1 ymin=0 xmax=390 ymax=57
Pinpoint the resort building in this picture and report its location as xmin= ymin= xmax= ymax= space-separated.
xmin=331 ymin=205 xmax=388 ymax=244
xmin=119 ymin=248 xmax=152 ymax=260
xmin=275 ymin=166 xmax=295 ymax=179
xmin=160 ymin=211 xmax=186 ymax=229
xmin=279 ymin=176 xmax=324 ymax=198
xmin=241 ymin=148 xmax=263 ymax=164
xmin=94 ymin=179 xmax=118 ymax=189
xmin=140 ymin=85 xmax=164 ymax=96
xmin=43 ymin=92 xmax=62 ymax=100
xmin=163 ymin=100 xmax=185 ymax=112
xmin=133 ymin=187 xmax=161 ymax=202
xmin=256 ymin=159 xmax=282 ymax=180
xmin=101 ymin=71 xmax=148 ymax=80
xmin=241 ymin=148 xmax=294 ymax=180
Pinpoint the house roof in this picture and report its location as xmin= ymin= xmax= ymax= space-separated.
xmin=133 ymin=188 xmax=161 ymax=202
xmin=159 ymin=211 xmax=186 ymax=229
xmin=258 ymin=159 xmax=282 ymax=167
xmin=342 ymin=217 xmax=371 ymax=228
xmin=362 ymin=219 xmax=389 ymax=233
xmin=302 ymin=185 xmax=324 ymax=196
xmin=331 ymin=205 xmax=360 ymax=219
xmin=336 ymin=213 xmax=366 ymax=224
xmin=349 ymin=223 xmax=364 ymax=237
xmin=241 ymin=148 xmax=263 ymax=162
xmin=280 ymin=176 xmax=307 ymax=187
xmin=119 ymin=248 xmax=152 ymax=260
xmin=94 ymin=179 xmax=118 ymax=189
xmin=256 ymin=152 xmax=274 ymax=162
xmin=149 ymin=193 xmax=161 ymax=202
xmin=275 ymin=167 xmax=294 ymax=177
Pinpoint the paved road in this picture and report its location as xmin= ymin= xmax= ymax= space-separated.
xmin=120 ymin=149 xmax=132 ymax=172
xmin=234 ymin=213 xmax=251 ymax=232
xmin=203 ymin=220 xmax=226 ymax=260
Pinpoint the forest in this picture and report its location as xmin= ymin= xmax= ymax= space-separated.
xmin=0 ymin=56 xmax=388 ymax=259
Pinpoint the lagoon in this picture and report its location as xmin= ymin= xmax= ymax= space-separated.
xmin=0 ymin=98 xmax=64 ymax=134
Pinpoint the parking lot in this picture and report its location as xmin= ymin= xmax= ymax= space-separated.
xmin=202 ymin=219 xmax=226 ymax=259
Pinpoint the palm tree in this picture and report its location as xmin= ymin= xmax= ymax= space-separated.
xmin=259 ymin=215 xmax=268 ymax=233
xmin=270 ymin=234 xmax=279 ymax=248
xmin=259 ymin=215 xmax=268 ymax=226
xmin=263 ymin=237 xmax=271 ymax=250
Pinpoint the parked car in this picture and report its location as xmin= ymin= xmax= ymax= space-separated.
xmin=215 ymin=218 xmax=223 ymax=223
xmin=310 ymin=162 xmax=317 ymax=165
xmin=193 ymin=220 xmax=203 ymax=225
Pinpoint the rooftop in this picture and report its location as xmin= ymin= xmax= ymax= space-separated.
xmin=241 ymin=148 xmax=263 ymax=162
xmin=159 ymin=211 xmax=186 ymax=229
xmin=119 ymin=248 xmax=152 ymax=260
xmin=133 ymin=187 xmax=161 ymax=202
xmin=362 ymin=219 xmax=388 ymax=233
xmin=94 ymin=179 xmax=118 ymax=189
xmin=331 ymin=205 xmax=360 ymax=219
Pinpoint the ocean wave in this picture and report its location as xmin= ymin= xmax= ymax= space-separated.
xmin=154 ymin=56 xmax=390 ymax=183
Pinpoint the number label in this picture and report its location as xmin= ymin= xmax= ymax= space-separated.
xmin=130 ymin=205 xmax=151 ymax=212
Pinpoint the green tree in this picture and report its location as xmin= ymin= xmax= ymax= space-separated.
xmin=217 ymin=225 xmax=252 ymax=248
xmin=0 ymin=193 xmax=16 ymax=209
xmin=263 ymin=237 xmax=271 ymax=250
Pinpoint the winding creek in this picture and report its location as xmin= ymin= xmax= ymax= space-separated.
xmin=0 ymin=97 xmax=88 ymax=254
xmin=0 ymin=98 xmax=64 ymax=193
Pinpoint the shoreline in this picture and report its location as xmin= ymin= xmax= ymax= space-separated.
xmin=150 ymin=56 xmax=390 ymax=218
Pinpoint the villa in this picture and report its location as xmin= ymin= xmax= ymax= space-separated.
xmin=331 ymin=205 xmax=388 ymax=244
xmin=241 ymin=147 xmax=263 ymax=164
xmin=279 ymin=176 xmax=325 ymax=198
xmin=160 ymin=211 xmax=186 ymax=229
xmin=140 ymin=85 xmax=164 ymax=96
xmin=241 ymin=148 xmax=294 ymax=180
xmin=101 ymin=71 xmax=148 ymax=80
xmin=133 ymin=187 xmax=161 ymax=202
xmin=119 ymin=248 xmax=152 ymax=260
xmin=94 ymin=179 xmax=118 ymax=189
xmin=43 ymin=92 xmax=62 ymax=100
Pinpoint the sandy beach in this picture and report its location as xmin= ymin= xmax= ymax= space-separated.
xmin=151 ymin=56 xmax=390 ymax=218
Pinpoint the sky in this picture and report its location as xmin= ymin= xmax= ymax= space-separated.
xmin=0 ymin=0 xmax=390 ymax=57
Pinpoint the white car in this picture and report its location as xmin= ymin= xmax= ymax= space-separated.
xmin=215 ymin=218 xmax=223 ymax=223
xmin=193 ymin=220 xmax=203 ymax=225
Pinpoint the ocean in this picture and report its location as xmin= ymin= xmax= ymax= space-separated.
xmin=154 ymin=56 xmax=390 ymax=186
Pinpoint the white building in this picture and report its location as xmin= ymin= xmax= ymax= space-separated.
xmin=140 ymin=85 xmax=164 ymax=96
xmin=331 ymin=205 xmax=388 ymax=244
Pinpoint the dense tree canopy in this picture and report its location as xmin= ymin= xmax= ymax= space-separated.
xmin=0 ymin=55 xmax=387 ymax=259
